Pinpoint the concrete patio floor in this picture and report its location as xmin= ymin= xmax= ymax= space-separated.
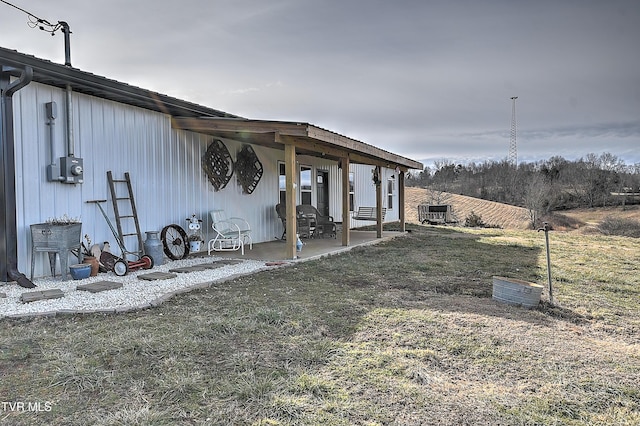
xmin=200 ymin=230 xmax=406 ymax=262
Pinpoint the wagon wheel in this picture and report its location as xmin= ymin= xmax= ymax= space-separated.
xmin=161 ymin=224 xmax=190 ymax=260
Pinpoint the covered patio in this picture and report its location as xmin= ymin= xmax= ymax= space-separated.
xmin=172 ymin=117 xmax=422 ymax=259
xmin=197 ymin=229 xmax=405 ymax=262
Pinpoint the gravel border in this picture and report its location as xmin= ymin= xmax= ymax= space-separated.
xmin=0 ymin=256 xmax=283 ymax=319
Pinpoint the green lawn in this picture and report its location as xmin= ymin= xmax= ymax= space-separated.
xmin=1 ymin=224 xmax=639 ymax=425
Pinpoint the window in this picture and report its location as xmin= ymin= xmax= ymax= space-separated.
xmin=300 ymin=166 xmax=312 ymax=205
xmin=387 ymin=176 xmax=395 ymax=210
xmin=349 ymin=172 xmax=355 ymax=211
xmin=278 ymin=162 xmax=286 ymax=205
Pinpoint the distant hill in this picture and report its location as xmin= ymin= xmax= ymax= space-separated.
xmin=404 ymin=187 xmax=531 ymax=230
xmin=549 ymin=205 xmax=640 ymax=234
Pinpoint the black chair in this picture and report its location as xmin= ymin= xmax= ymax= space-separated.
xmin=276 ymin=203 xmax=315 ymax=239
xmin=296 ymin=204 xmax=336 ymax=238
xmin=275 ymin=203 xmax=287 ymax=240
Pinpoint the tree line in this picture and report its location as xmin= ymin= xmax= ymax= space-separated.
xmin=407 ymin=153 xmax=640 ymax=226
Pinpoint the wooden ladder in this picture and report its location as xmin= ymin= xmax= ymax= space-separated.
xmin=107 ymin=171 xmax=143 ymax=258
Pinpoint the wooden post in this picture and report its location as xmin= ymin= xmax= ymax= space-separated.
xmin=398 ymin=170 xmax=406 ymax=232
xmin=341 ymin=156 xmax=350 ymax=247
xmin=376 ymin=165 xmax=383 ymax=238
xmin=284 ymin=141 xmax=297 ymax=259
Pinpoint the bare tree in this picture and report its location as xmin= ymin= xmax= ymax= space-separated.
xmin=426 ymin=188 xmax=452 ymax=205
xmin=523 ymin=173 xmax=551 ymax=228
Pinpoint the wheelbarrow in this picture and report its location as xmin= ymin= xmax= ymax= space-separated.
xmin=87 ymin=200 xmax=154 ymax=276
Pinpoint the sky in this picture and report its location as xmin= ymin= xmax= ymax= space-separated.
xmin=1 ymin=0 xmax=639 ymax=170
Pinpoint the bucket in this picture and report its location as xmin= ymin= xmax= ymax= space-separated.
xmin=492 ymin=276 xmax=543 ymax=309
xmin=189 ymin=240 xmax=202 ymax=252
xmin=69 ymin=263 xmax=91 ymax=280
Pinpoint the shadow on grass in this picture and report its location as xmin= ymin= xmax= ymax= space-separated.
xmin=536 ymin=300 xmax=591 ymax=324
xmin=335 ymin=223 xmax=589 ymax=327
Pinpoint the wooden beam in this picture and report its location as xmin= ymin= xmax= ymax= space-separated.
xmin=399 ymin=171 xmax=406 ymax=232
xmin=284 ymin=140 xmax=297 ymax=259
xmin=341 ymin=156 xmax=351 ymax=247
xmin=171 ymin=117 xmax=423 ymax=170
xmin=376 ymin=166 xmax=383 ymax=238
xmin=172 ymin=117 xmax=309 ymax=137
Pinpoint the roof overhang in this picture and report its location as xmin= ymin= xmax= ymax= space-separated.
xmin=172 ymin=117 xmax=423 ymax=170
xmin=2 ymin=47 xmax=423 ymax=171
xmin=0 ymin=47 xmax=235 ymax=118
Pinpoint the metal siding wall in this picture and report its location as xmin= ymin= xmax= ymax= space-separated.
xmin=12 ymin=82 xmax=400 ymax=277
xmin=327 ymin=163 xmax=343 ymax=221
xmin=12 ymin=82 xmax=293 ymax=276
xmin=198 ymin=141 xmax=283 ymax=245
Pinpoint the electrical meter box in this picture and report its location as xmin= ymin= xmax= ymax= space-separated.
xmin=59 ymin=156 xmax=84 ymax=184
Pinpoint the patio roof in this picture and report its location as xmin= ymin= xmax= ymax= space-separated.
xmin=172 ymin=117 xmax=423 ymax=170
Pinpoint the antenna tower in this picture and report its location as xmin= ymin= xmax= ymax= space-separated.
xmin=509 ymin=96 xmax=518 ymax=167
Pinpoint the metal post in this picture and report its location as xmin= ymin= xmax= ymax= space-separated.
xmin=375 ymin=165 xmax=383 ymax=238
xmin=341 ymin=156 xmax=350 ymax=247
xmin=538 ymin=222 xmax=553 ymax=304
xmin=59 ymin=21 xmax=72 ymax=67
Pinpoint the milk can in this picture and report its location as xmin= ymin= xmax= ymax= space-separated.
xmin=144 ymin=231 xmax=164 ymax=266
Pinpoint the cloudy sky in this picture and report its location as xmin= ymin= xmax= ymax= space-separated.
xmin=2 ymin=0 xmax=639 ymax=169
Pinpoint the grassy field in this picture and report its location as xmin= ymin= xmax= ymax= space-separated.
xmin=1 ymin=223 xmax=639 ymax=425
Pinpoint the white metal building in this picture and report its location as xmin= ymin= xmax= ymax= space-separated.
xmin=1 ymin=47 xmax=422 ymax=283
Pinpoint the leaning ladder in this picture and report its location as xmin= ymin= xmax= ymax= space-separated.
xmin=107 ymin=171 xmax=143 ymax=259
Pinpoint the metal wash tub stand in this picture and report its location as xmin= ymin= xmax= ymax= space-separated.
xmin=30 ymin=222 xmax=83 ymax=281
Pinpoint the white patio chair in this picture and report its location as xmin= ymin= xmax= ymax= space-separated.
xmin=208 ymin=210 xmax=253 ymax=255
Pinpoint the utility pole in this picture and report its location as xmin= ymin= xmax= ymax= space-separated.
xmin=509 ymin=96 xmax=518 ymax=167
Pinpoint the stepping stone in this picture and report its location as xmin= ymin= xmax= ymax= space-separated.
xmin=20 ymin=289 xmax=64 ymax=303
xmin=196 ymin=263 xmax=226 ymax=270
xmin=168 ymin=262 xmax=228 ymax=273
xmin=217 ymin=259 xmax=244 ymax=265
xmin=77 ymin=280 xmax=123 ymax=293
xmin=168 ymin=265 xmax=211 ymax=273
xmin=137 ymin=272 xmax=178 ymax=281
